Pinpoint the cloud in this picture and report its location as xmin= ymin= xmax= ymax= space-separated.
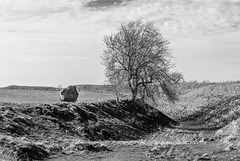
xmin=83 ymin=0 xmax=133 ymax=9
xmin=106 ymin=0 xmax=240 ymax=35
xmin=0 ymin=0 xmax=239 ymax=85
xmin=1 ymin=0 xmax=240 ymax=37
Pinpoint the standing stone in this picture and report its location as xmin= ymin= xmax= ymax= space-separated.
xmin=60 ymin=85 xmax=79 ymax=102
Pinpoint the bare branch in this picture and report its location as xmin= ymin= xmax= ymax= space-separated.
xmin=102 ymin=19 xmax=179 ymax=102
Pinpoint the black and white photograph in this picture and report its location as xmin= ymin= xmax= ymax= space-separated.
xmin=0 ymin=0 xmax=240 ymax=160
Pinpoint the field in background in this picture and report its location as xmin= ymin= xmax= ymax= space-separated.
xmin=0 ymin=89 xmax=116 ymax=104
xmin=1 ymin=82 xmax=240 ymax=122
xmin=0 ymin=84 xmax=128 ymax=104
xmin=1 ymin=82 xmax=240 ymax=106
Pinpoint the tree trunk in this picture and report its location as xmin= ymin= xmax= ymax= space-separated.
xmin=115 ymin=89 xmax=120 ymax=104
xmin=128 ymin=77 xmax=138 ymax=101
xmin=131 ymin=89 xmax=138 ymax=101
xmin=141 ymin=86 xmax=146 ymax=105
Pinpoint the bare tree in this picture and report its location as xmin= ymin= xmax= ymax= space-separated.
xmin=102 ymin=20 xmax=178 ymax=102
xmin=107 ymin=72 xmax=126 ymax=103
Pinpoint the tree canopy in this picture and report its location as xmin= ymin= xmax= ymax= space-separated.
xmin=102 ymin=20 xmax=178 ymax=102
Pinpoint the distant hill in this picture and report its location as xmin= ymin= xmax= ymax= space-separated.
xmin=76 ymin=84 xmax=114 ymax=92
xmin=2 ymin=81 xmax=239 ymax=93
xmin=1 ymin=85 xmax=60 ymax=91
xmin=0 ymin=84 xmax=116 ymax=92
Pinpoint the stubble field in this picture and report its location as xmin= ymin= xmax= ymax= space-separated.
xmin=0 ymin=89 xmax=116 ymax=104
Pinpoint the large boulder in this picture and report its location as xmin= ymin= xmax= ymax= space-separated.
xmin=60 ymin=85 xmax=79 ymax=102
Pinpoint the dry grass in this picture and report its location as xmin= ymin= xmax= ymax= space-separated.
xmin=153 ymin=82 xmax=240 ymax=119
xmin=0 ymin=89 xmax=116 ymax=104
xmin=1 ymin=82 xmax=240 ymax=161
xmin=0 ymin=89 xmax=60 ymax=103
xmin=0 ymin=147 xmax=17 ymax=161
xmin=1 ymin=82 xmax=240 ymax=125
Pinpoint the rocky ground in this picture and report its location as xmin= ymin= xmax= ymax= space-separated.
xmin=0 ymin=100 xmax=178 ymax=161
xmin=1 ymin=82 xmax=240 ymax=161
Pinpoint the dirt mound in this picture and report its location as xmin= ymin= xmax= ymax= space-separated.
xmin=214 ymin=118 xmax=240 ymax=151
xmin=0 ymin=137 xmax=49 ymax=161
xmin=15 ymin=144 xmax=49 ymax=161
xmin=0 ymin=100 xmax=178 ymax=160
xmin=0 ymin=100 xmax=178 ymax=141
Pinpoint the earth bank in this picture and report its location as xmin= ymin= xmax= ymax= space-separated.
xmin=0 ymin=100 xmax=178 ymax=160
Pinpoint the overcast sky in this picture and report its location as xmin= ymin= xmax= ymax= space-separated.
xmin=0 ymin=0 xmax=240 ymax=87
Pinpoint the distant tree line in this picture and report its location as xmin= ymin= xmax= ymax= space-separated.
xmin=2 ymin=85 xmax=59 ymax=91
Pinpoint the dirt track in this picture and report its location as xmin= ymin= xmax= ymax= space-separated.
xmin=46 ymin=123 xmax=240 ymax=161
